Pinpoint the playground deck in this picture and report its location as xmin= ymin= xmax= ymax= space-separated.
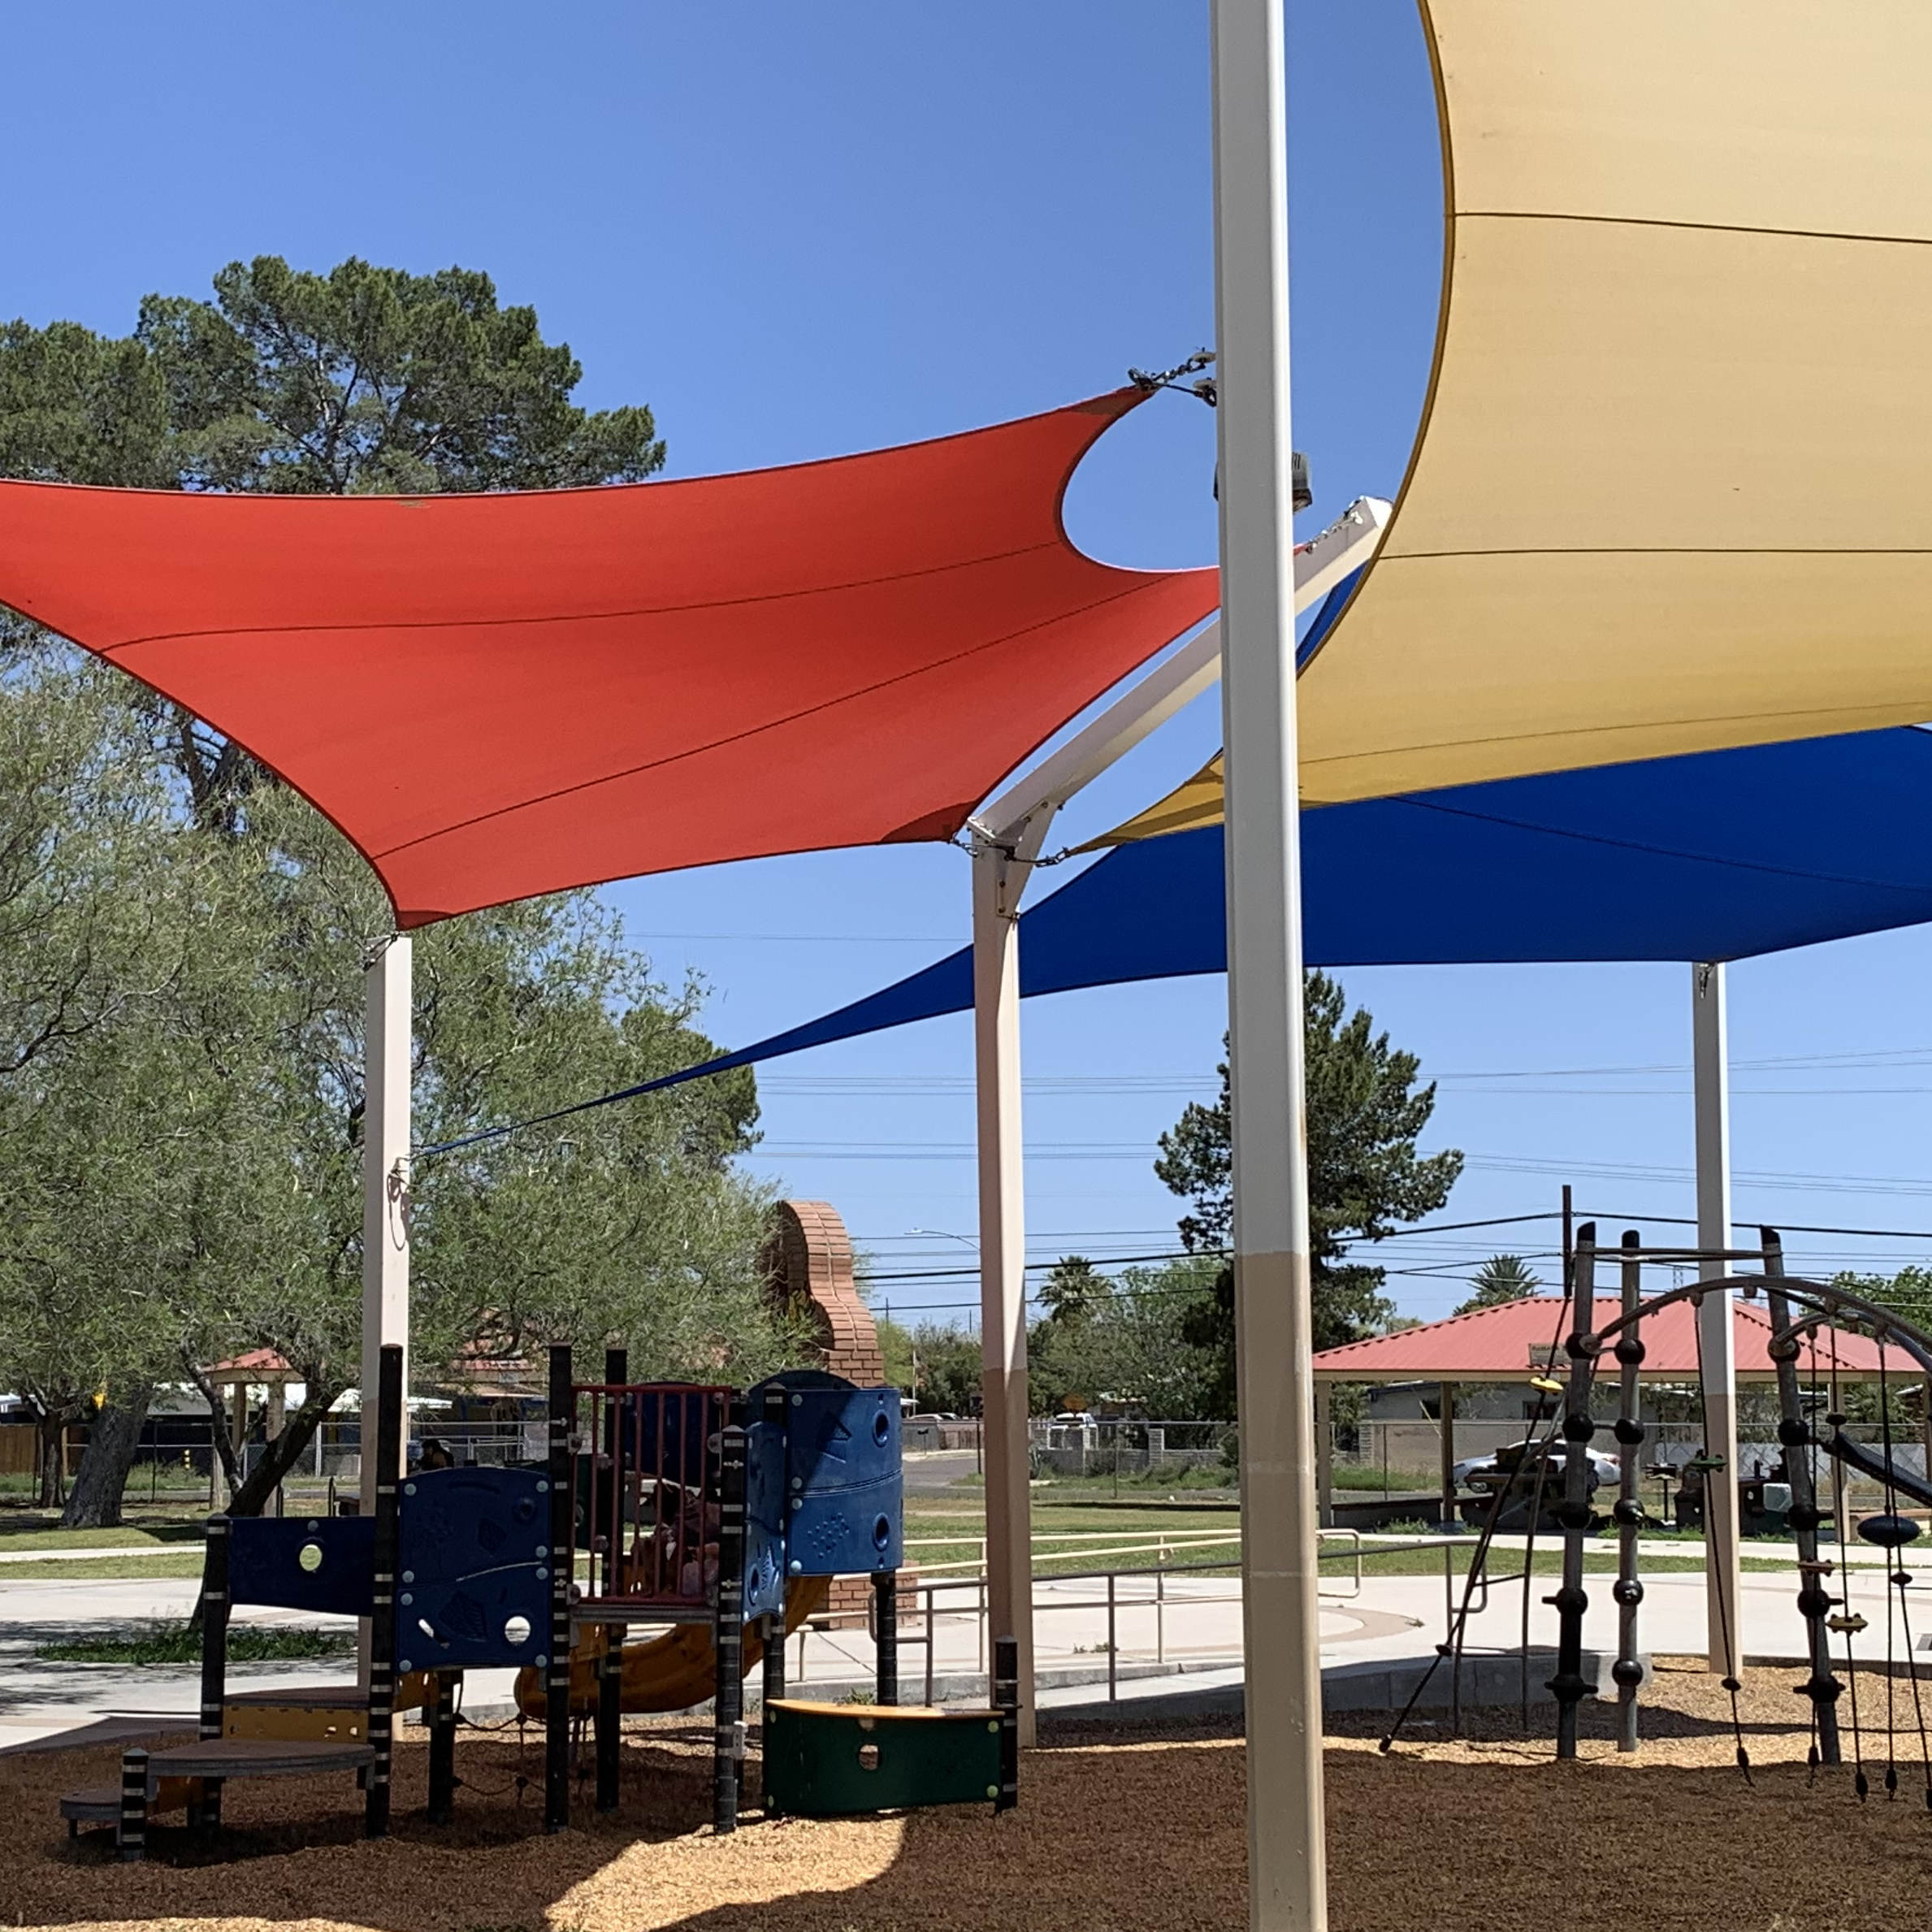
xmin=5 ymin=1664 xmax=1930 ymax=1929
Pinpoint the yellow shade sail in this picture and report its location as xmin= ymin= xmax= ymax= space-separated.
xmin=1233 ymin=2 xmax=1932 ymax=817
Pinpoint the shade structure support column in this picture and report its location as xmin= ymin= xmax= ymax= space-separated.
xmin=359 ymin=935 xmax=413 ymax=1514
xmin=972 ymin=836 xmax=1035 ymax=1747
xmin=1692 ymin=961 xmax=1742 ymax=1678
xmin=1211 ymin=1 xmax=1325 ymax=1926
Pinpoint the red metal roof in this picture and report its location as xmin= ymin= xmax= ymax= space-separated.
xmin=0 ymin=389 xmax=1215 ymax=926
xmin=202 ymin=1347 xmax=296 ymax=1380
xmin=1312 ymin=1294 xmax=1894 ymax=1382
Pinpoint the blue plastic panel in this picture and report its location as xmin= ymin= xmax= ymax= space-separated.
xmin=227 ymin=1516 xmax=375 ymax=1618
xmin=786 ymin=1386 xmax=900 ymax=1495
xmin=744 ymin=1418 xmax=788 ymax=1619
xmin=392 ymin=1466 xmax=552 ymax=1670
xmin=398 ymin=1466 xmax=547 ymax=1587
xmin=786 ymin=1473 xmax=903 ymax=1576
xmin=780 ymin=1387 xmax=903 ymax=1576
xmin=395 ymin=1562 xmax=550 ymax=1673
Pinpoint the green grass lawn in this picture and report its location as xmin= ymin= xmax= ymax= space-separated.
xmin=0 ymin=1519 xmax=206 ymax=1551
xmin=0 ymin=1552 xmax=208 ymax=1580
xmin=37 ymin=1622 xmax=352 ymax=1666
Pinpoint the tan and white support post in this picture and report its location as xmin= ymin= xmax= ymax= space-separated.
xmin=1211 ymin=0 xmax=1327 ymax=1923
xmin=360 ymin=934 xmax=413 ymax=1519
xmin=972 ymin=841 xmax=1035 ymax=1746
xmin=1692 ymin=960 xmax=1742 ymax=1676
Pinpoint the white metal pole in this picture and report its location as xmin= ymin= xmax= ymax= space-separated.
xmin=360 ymin=934 xmax=413 ymax=1515
xmin=1692 ymin=961 xmax=1742 ymax=1676
xmin=972 ymin=839 xmax=1036 ymax=1746
xmin=1211 ymin=2 xmax=1325 ymax=1926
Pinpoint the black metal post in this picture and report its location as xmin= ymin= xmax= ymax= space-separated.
xmin=761 ymin=1610 xmax=786 ymax=1711
xmin=365 ymin=1341 xmax=405 ymax=1839
xmin=118 ymin=1747 xmax=149 ymax=1861
xmin=1550 ymin=1226 xmax=1600 ymax=1760
xmin=427 ymin=1670 xmax=459 ymax=1824
xmin=197 ymin=1514 xmax=230 ymax=1830
xmin=1612 ymin=1230 xmax=1648 ymax=1752
xmin=1763 ymin=1230 xmax=1843 ymax=1763
xmin=757 ymin=1611 xmax=787 ymax=1819
xmin=874 ymin=1570 xmax=899 ymax=1706
xmin=546 ymin=1343 xmax=574 ymax=1832
xmin=596 ymin=1345 xmax=626 ymax=1815
xmin=993 ymin=1635 xmax=1020 ymax=1813
xmin=713 ymin=1401 xmax=747 ymax=1835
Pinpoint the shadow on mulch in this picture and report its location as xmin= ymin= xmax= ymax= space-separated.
xmin=7 ymin=1679 xmax=1932 ymax=1932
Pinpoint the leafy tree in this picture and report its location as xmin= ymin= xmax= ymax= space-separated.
xmin=1155 ymin=973 xmax=1462 ymax=1413
xmin=1456 ymin=1253 xmax=1541 ymax=1315
xmin=908 ymin=1325 xmax=985 ymax=1416
xmin=1025 ymin=1258 xmax=1221 ymax=1417
xmin=0 ymin=262 xmax=795 ymax=1526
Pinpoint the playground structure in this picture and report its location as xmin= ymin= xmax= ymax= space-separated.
xmin=68 ymin=1335 xmax=1016 ymax=1858
xmin=1377 ymin=1220 xmax=1932 ymax=1809
xmin=11 ymin=6 xmax=1932 ymax=1924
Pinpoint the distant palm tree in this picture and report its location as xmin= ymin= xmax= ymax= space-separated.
xmin=1456 ymin=1253 xmax=1541 ymax=1314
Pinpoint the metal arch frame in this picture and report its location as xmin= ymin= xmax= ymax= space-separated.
xmin=1550 ymin=1254 xmax=1932 ymax=1770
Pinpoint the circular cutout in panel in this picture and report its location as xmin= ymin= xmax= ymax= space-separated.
xmin=873 ymin=1410 xmax=891 ymax=1447
xmin=857 ymin=1743 xmax=881 ymax=1772
xmin=504 ymin=1614 xmax=532 ymax=1646
xmin=873 ymin=1514 xmax=892 ymax=1550
xmin=297 ymin=1542 xmax=324 ymax=1574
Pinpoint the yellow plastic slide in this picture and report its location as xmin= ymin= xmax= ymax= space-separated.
xmin=514 ymin=1576 xmax=831 ymax=1720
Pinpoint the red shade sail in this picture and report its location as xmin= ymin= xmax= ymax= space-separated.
xmin=0 ymin=388 xmax=1215 ymax=925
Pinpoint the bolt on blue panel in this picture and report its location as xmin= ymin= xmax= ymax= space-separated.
xmin=227 ymin=1516 xmax=375 ymax=1618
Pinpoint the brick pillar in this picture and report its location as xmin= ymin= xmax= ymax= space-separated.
xmin=760 ymin=1201 xmax=884 ymax=1385
xmin=761 ymin=1201 xmax=895 ymax=1623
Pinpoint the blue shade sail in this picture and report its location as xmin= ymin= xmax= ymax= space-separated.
xmin=504 ymin=727 xmax=1932 ymax=1111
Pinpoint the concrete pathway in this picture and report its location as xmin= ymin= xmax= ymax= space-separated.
xmin=8 ymin=1542 xmax=1926 ymax=1750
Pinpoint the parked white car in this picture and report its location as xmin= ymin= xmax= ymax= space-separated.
xmin=1453 ymin=1440 xmax=1619 ymax=1488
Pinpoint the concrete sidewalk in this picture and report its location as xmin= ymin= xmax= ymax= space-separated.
xmin=2 ymin=1548 xmax=1913 ymax=1752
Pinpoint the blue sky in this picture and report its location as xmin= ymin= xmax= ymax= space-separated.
xmin=10 ymin=3 xmax=1932 ymax=1325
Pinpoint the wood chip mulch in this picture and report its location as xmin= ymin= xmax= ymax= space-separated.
xmin=5 ymin=1662 xmax=1932 ymax=1931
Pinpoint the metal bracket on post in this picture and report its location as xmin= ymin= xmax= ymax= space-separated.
xmin=993 ymin=1635 xmax=1020 ymax=1813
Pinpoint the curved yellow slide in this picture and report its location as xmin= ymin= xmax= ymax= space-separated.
xmin=514 ymin=1576 xmax=831 ymax=1720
